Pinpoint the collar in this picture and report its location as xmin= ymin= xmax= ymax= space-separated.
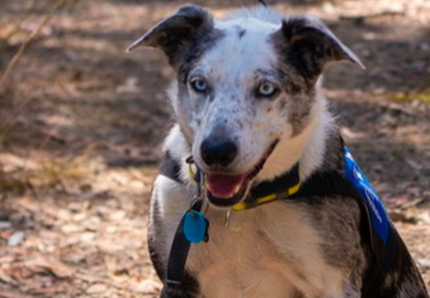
xmin=159 ymin=153 xmax=302 ymax=211
xmin=232 ymin=163 xmax=301 ymax=211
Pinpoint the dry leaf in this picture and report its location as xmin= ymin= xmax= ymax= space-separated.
xmin=8 ymin=231 xmax=25 ymax=247
xmin=86 ymin=283 xmax=108 ymax=294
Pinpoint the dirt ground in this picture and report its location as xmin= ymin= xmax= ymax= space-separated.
xmin=0 ymin=0 xmax=429 ymax=297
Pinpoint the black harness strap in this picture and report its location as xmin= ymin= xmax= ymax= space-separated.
xmin=249 ymin=164 xmax=300 ymax=200
xmin=159 ymin=153 xmax=203 ymax=291
xmin=165 ymin=200 xmax=202 ymax=290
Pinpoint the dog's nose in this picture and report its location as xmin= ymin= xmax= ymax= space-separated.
xmin=200 ymin=137 xmax=238 ymax=167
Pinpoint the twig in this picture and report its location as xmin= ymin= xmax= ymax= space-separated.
xmin=0 ymin=0 xmax=75 ymax=137
xmin=0 ymin=290 xmax=35 ymax=298
xmin=0 ymin=0 xmax=77 ymax=87
xmin=340 ymin=10 xmax=405 ymax=25
xmin=2 ymin=0 xmax=40 ymax=43
xmin=0 ymin=2 xmax=56 ymax=87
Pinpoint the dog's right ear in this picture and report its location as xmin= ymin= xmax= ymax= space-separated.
xmin=126 ymin=5 xmax=213 ymax=66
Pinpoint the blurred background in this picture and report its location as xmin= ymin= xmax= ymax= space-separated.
xmin=0 ymin=0 xmax=429 ymax=297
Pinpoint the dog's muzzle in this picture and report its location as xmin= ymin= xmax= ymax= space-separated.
xmin=197 ymin=139 xmax=279 ymax=208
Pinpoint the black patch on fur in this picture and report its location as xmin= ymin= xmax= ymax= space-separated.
xmin=277 ymin=98 xmax=287 ymax=110
xmin=361 ymin=228 xmax=429 ymax=297
xmin=272 ymin=17 xmax=353 ymax=85
xmin=287 ymin=89 xmax=315 ymax=136
xmin=273 ymin=66 xmax=305 ymax=95
xmin=160 ymin=270 xmax=200 ymax=298
xmin=147 ymin=198 xmax=167 ymax=280
xmin=150 ymin=175 xmax=201 ymax=297
xmin=305 ymin=132 xmax=429 ymax=297
xmin=238 ymin=28 xmax=246 ymax=39
xmin=256 ymin=0 xmax=268 ymax=7
xmin=319 ymin=130 xmax=345 ymax=172
xmin=178 ymin=28 xmax=225 ymax=83
xmin=139 ymin=5 xmax=216 ymax=68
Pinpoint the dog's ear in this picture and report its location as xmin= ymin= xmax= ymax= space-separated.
xmin=126 ymin=5 xmax=213 ymax=66
xmin=276 ymin=16 xmax=364 ymax=82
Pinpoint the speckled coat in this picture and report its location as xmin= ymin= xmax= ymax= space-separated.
xmin=128 ymin=3 xmax=429 ymax=298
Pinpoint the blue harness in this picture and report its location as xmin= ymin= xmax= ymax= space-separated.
xmin=344 ymin=148 xmax=390 ymax=245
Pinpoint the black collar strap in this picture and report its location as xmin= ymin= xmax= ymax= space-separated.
xmin=158 ymin=151 xmax=394 ymax=254
xmin=159 ymin=153 xmax=302 ymax=212
xmin=233 ymin=164 xmax=301 ymax=211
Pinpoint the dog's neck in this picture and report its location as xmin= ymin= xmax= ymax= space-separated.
xmin=256 ymin=91 xmax=336 ymax=183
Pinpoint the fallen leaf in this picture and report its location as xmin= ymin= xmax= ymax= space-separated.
xmin=87 ymin=283 xmax=108 ymax=294
xmin=0 ymin=291 xmax=34 ymax=298
xmin=418 ymin=259 xmax=430 ymax=269
xmin=0 ymin=268 xmax=17 ymax=285
xmin=389 ymin=211 xmax=417 ymax=223
xmin=5 ymin=266 xmax=34 ymax=280
xmin=417 ymin=212 xmax=430 ymax=224
xmin=0 ymin=221 xmax=12 ymax=230
xmin=134 ymin=278 xmax=162 ymax=294
xmin=20 ymin=256 xmax=75 ymax=279
xmin=8 ymin=231 xmax=25 ymax=247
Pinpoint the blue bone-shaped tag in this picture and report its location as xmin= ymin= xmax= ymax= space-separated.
xmin=184 ymin=210 xmax=208 ymax=244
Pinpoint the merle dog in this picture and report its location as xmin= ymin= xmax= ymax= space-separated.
xmin=128 ymin=2 xmax=429 ymax=297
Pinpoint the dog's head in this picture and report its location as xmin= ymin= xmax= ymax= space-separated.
xmin=128 ymin=4 xmax=362 ymax=207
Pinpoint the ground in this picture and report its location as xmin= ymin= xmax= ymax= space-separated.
xmin=0 ymin=0 xmax=429 ymax=297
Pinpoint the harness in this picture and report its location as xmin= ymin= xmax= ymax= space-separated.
xmin=158 ymin=147 xmax=396 ymax=293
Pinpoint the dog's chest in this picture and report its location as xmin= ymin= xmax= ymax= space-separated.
xmin=185 ymin=203 xmax=341 ymax=298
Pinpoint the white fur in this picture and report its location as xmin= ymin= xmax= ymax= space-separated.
xmin=257 ymin=89 xmax=331 ymax=182
xmin=151 ymin=6 xmax=354 ymax=298
xmin=153 ymin=109 xmax=345 ymax=298
xmin=151 ymin=175 xmax=190 ymax=265
xmin=187 ymin=203 xmax=347 ymax=298
xmin=168 ymin=14 xmax=333 ymax=182
xmin=171 ymin=17 xmax=288 ymax=177
xmin=225 ymin=5 xmax=284 ymax=24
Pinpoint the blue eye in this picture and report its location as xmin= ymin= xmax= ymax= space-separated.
xmin=190 ymin=78 xmax=207 ymax=93
xmin=256 ymin=82 xmax=280 ymax=98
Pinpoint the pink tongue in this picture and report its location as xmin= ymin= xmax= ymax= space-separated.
xmin=206 ymin=174 xmax=246 ymax=199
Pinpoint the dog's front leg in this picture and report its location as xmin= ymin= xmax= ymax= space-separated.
xmin=149 ymin=175 xmax=201 ymax=298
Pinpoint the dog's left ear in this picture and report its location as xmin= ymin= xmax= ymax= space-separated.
xmin=276 ymin=16 xmax=364 ymax=82
xmin=126 ymin=5 xmax=213 ymax=66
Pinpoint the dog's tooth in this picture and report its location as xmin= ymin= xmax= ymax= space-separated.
xmin=233 ymin=183 xmax=242 ymax=195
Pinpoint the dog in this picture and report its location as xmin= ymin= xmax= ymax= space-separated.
xmin=127 ymin=1 xmax=429 ymax=297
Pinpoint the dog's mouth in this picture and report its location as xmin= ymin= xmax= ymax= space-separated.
xmin=204 ymin=140 xmax=278 ymax=208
